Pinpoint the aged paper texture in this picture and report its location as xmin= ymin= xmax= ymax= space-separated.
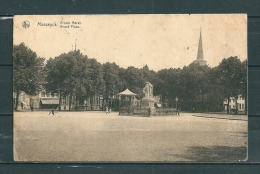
xmin=13 ymin=14 xmax=247 ymax=162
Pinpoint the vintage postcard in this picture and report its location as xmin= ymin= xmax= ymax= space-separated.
xmin=13 ymin=14 xmax=247 ymax=162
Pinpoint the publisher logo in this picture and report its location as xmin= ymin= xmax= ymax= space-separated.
xmin=22 ymin=21 xmax=30 ymax=29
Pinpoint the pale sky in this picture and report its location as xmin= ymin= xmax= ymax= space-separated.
xmin=14 ymin=14 xmax=247 ymax=71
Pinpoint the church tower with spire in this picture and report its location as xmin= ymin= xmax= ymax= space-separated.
xmin=192 ymin=29 xmax=207 ymax=66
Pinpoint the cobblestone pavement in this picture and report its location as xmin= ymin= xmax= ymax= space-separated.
xmin=14 ymin=111 xmax=247 ymax=162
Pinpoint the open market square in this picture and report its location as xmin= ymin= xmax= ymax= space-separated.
xmin=14 ymin=111 xmax=247 ymax=162
xmin=13 ymin=15 xmax=247 ymax=162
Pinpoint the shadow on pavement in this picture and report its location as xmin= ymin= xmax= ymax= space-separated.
xmin=174 ymin=145 xmax=247 ymax=162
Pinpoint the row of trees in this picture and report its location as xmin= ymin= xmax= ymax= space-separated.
xmin=155 ymin=58 xmax=247 ymax=113
xmin=13 ymin=43 xmax=247 ymax=113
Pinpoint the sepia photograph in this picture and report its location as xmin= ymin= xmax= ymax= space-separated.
xmin=13 ymin=14 xmax=247 ymax=162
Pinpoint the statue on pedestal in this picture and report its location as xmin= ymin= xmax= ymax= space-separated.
xmin=142 ymin=82 xmax=155 ymax=111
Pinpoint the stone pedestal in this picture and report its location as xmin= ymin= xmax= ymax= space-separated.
xmin=142 ymin=98 xmax=155 ymax=115
xmin=142 ymin=98 xmax=154 ymax=108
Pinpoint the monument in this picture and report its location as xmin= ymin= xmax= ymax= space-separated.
xmin=142 ymin=82 xmax=155 ymax=115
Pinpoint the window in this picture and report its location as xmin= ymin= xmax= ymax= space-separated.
xmin=229 ymin=99 xmax=231 ymax=103
xmin=233 ymin=99 xmax=235 ymax=103
xmin=239 ymin=104 xmax=241 ymax=110
xmin=242 ymin=104 xmax=244 ymax=110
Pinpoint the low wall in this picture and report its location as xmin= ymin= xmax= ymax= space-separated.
xmin=119 ymin=107 xmax=149 ymax=116
xmin=152 ymin=108 xmax=177 ymax=116
xmin=119 ymin=107 xmax=178 ymax=116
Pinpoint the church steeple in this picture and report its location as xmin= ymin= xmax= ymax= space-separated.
xmin=197 ymin=29 xmax=204 ymax=60
xmin=193 ymin=28 xmax=207 ymax=66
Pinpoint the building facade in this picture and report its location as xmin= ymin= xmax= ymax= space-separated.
xmin=223 ymin=96 xmax=246 ymax=113
xmin=14 ymin=90 xmax=60 ymax=110
xmin=13 ymin=90 xmax=104 ymax=111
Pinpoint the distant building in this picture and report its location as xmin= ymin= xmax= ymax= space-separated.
xmin=13 ymin=90 xmax=104 ymax=111
xmin=223 ymin=95 xmax=246 ymax=113
xmin=39 ymin=91 xmax=59 ymax=109
xmin=192 ymin=29 xmax=207 ymax=66
xmin=55 ymin=93 xmax=104 ymax=111
xmin=13 ymin=90 xmax=59 ymax=110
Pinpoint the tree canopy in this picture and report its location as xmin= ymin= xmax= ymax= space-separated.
xmin=13 ymin=43 xmax=45 ymax=110
xmin=14 ymin=43 xmax=247 ymax=113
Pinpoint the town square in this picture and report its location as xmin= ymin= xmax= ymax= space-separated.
xmin=14 ymin=111 xmax=247 ymax=162
xmin=13 ymin=14 xmax=247 ymax=162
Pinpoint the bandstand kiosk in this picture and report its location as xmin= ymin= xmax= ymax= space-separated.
xmin=118 ymin=88 xmax=137 ymax=115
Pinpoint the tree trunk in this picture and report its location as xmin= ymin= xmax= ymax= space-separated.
xmin=69 ymin=92 xmax=72 ymax=111
xmin=65 ymin=95 xmax=67 ymax=110
xmin=58 ymin=91 xmax=62 ymax=111
xmin=75 ymin=95 xmax=78 ymax=110
xmin=235 ymin=96 xmax=238 ymax=114
xmin=90 ymin=96 xmax=93 ymax=110
xmin=15 ymin=90 xmax=20 ymax=111
xmin=162 ymin=95 xmax=165 ymax=108
xmin=227 ymin=96 xmax=230 ymax=114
